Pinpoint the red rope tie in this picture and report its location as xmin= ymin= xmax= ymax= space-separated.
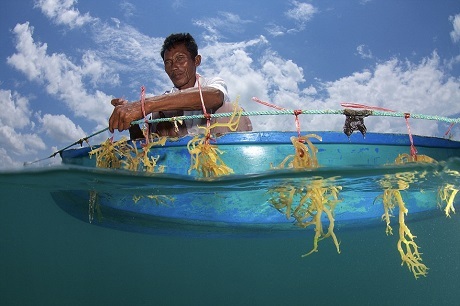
xmin=404 ymin=113 xmax=417 ymax=158
xmin=196 ymin=73 xmax=212 ymax=143
xmin=139 ymin=85 xmax=149 ymax=145
xmin=444 ymin=123 xmax=455 ymax=138
xmin=294 ymin=110 xmax=302 ymax=138
xmin=252 ymin=97 xmax=286 ymax=110
xmin=340 ymin=102 xmax=395 ymax=112
xmin=252 ymin=97 xmax=305 ymax=138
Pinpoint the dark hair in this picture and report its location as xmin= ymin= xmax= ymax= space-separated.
xmin=161 ymin=33 xmax=198 ymax=60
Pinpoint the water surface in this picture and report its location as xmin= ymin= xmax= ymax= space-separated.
xmin=1 ymin=162 xmax=460 ymax=305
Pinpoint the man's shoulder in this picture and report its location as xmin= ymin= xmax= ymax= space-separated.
xmin=201 ymin=76 xmax=225 ymax=85
xmin=199 ymin=76 xmax=229 ymax=102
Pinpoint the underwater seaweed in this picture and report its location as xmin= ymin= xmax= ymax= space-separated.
xmin=268 ymin=179 xmax=342 ymax=256
xmin=268 ymin=185 xmax=296 ymax=219
xmin=268 ymin=134 xmax=342 ymax=256
xmin=88 ymin=190 xmax=103 ymax=224
xmin=374 ymin=152 xmax=437 ymax=279
xmin=394 ymin=153 xmax=437 ymax=164
xmin=90 ymin=134 xmax=170 ymax=209
xmin=375 ymin=188 xmax=428 ymax=279
xmin=438 ymin=184 xmax=459 ymax=217
xmin=133 ymin=194 xmax=174 ymax=206
xmin=294 ymin=181 xmax=342 ymax=256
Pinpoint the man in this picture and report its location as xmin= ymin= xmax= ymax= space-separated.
xmin=109 ymin=33 xmax=252 ymax=138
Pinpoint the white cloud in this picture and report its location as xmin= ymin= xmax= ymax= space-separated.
xmin=120 ymin=1 xmax=136 ymax=19
xmin=0 ymin=147 xmax=23 ymax=168
xmin=81 ymin=50 xmax=120 ymax=87
xmin=320 ymin=52 xmax=460 ymax=137
xmin=0 ymin=125 xmax=46 ymax=156
xmin=0 ymin=89 xmax=46 ymax=161
xmin=193 ymin=12 xmax=252 ymax=41
xmin=199 ymin=36 xmax=460 ymax=139
xmin=265 ymin=23 xmax=286 ymax=37
xmin=261 ymin=55 xmax=305 ymax=93
xmin=0 ymin=89 xmax=32 ymax=129
xmin=356 ymin=44 xmax=373 ymax=59
xmin=4 ymin=2 xmax=460 ymax=167
xmin=91 ymin=22 xmax=166 ymax=94
xmin=7 ymin=22 xmax=114 ymax=126
xmin=198 ymin=36 xmax=312 ymax=131
xmin=285 ymin=1 xmax=317 ymax=23
xmin=268 ymin=1 xmax=317 ymax=36
xmin=111 ymin=17 xmax=121 ymax=29
xmin=450 ymin=13 xmax=460 ymax=43
xmin=39 ymin=114 xmax=86 ymax=142
xmin=172 ymin=0 xmax=184 ymax=10
xmin=35 ymin=0 xmax=97 ymax=29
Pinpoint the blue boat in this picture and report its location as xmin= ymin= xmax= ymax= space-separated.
xmin=56 ymin=131 xmax=460 ymax=235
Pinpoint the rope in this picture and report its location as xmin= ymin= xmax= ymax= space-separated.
xmin=24 ymin=127 xmax=108 ymax=166
xmin=139 ymin=85 xmax=150 ymax=145
xmin=130 ymin=109 xmax=460 ymax=125
xmin=24 ymin=107 xmax=460 ymax=166
xmin=196 ymin=73 xmax=212 ymax=143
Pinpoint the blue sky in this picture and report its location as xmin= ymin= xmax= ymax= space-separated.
xmin=1 ymin=0 xmax=460 ymax=168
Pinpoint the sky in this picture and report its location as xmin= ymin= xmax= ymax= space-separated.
xmin=1 ymin=0 xmax=460 ymax=168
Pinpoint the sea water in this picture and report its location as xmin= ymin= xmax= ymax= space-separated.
xmin=1 ymin=161 xmax=460 ymax=305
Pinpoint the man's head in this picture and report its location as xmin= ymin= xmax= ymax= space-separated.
xmin=161 ymin=33 xmax=198 ymax=60
xmin=161 ymin=33 xmax=201 ymax=90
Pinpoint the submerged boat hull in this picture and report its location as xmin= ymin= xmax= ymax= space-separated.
xmin=57 ymin=131 xmax=460 ymax=234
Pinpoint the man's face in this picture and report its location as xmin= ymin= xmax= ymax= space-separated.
xmin=163 ymin=43 xmax=200 ymax=90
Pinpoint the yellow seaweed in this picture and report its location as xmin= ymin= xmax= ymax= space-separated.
xmin=394 ymin=153 xmax=437 ymax=164
xmin=122 ymin=135 xmax=167 ymax=173
xmin=294 ymin=181 xmax=342 ymax=256
xmin=375 ymin=188 xmax=428 ymax=279
xmin=374 ymin=153 xmax=436 ymax=279
xmin=268 ymin=185 xmax=296 ymax=219
xmin=438 ymin=184 xmax=459 ymax=217
xmin=269 ymin=179 xmax=342 ymax=256
xmin=90 ymin=134 xmax=170 ymax=208
xmin=133 ymin=194 xmax=174 ymax=206
xmin=187 ymin=102 xmax=242 ymax=177
xmin=187 ymin=137 xmax=234 ymax=177
xmin=268 ymin=134 xmax=341 ymax=255
xmin=89 ymin=134 xmax=167 ymax=173
xmin=89 ymin=137 xmax=130 ymax=169
xmin=273 ymin=134 xmax=322 ymax=169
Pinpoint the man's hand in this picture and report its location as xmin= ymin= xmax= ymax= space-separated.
xmin=109 ymin=98 xmax=143 ymax=133
xmin=111 ymin=98 xmax=128 ymax=107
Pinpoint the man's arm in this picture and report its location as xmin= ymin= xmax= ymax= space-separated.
xmin=109 ymin=87 xmax=224 ymax=133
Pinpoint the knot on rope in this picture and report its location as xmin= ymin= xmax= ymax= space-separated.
xmin=294 ymin=110 xmax=302 ymax=137
xmin=404 ymin=113 xmax=418 ymax=158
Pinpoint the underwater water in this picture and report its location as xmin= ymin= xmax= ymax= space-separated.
xmin=1 ymin=160 xmax=460 ymax=305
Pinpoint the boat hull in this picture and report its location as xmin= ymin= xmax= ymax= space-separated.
xmin=56 ymin=131 xmax=460 ymax=234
